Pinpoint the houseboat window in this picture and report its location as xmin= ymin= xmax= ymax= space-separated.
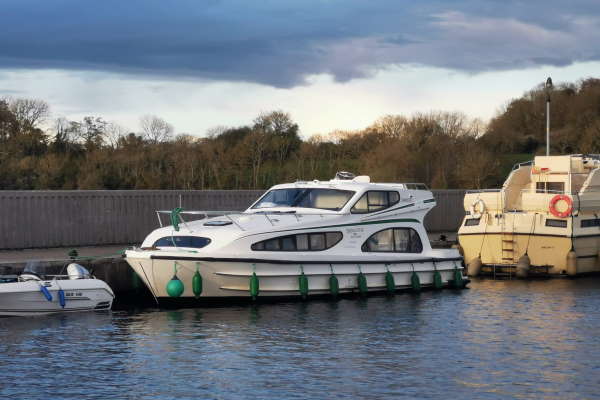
xmin=251 ymin=232 xmax=343 ymax=251
xmin=581 ymin=219 xmax=600 ymax=228
xmin=153 ymin=236 xmax=211 ymax=248
xmin=464 ymin=218 xmax=481 ymax=226
xmin=351 ymin=191 xmax=401 ymax=214
xmin=361 ymin=228 xmax=423 ymax=253
xmin=536 ymin=182 xmax=565 ymax=193
xmin=281 ymin=236 xmax=296 ymax=251
xmin=296 ymin=234 xmax=309 ymax=250
xmin=310 ymin=233 xmax=326 ymax=250
xmin=545 ymin=219 xmax=567 ymax=228
xmin=252 ymin=188 xmax=354 ymax=211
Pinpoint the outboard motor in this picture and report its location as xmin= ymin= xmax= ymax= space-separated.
xmin=67 ymin=263 xmax=91 ymax=280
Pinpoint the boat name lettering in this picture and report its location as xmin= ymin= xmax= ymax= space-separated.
xmin=346 ymin=227 xmax=364 ymax=238
xmin=65 ymin=292 xmax=83 ymax=297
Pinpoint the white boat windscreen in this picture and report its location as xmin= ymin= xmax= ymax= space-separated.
xmin=252 ymin=188 xmax=355 ymax=211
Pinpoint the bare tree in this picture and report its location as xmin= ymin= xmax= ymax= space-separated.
xmin=371 ymin=115 xmax=408 ymax=139
xmin=52 ymin=116 xmax=77 ymax=146
xmin=67 ymin=116 xmax=107 ymax=149
xmin=140 ymin=115 xmax=173 ymax=143
xmin=9 ymin=98 xmax=50 ymax=133
xmin=105 ymin=122 xmax=128 ymax=148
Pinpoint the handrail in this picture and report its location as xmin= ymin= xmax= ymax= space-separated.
xmin=155 ymin=209 xmax=341 ymax=230
xmin=511 ymin=160 xmax=533 ymax=171
xmin=465 ymin=189 xmax=502 ymax=194
xmin=520 ymin=188 xmax=566 ymax=194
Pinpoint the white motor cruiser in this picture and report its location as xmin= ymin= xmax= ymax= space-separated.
xmin=0 ymin=264 xmax=115 ymax=317
xmin=125 ymin=173 xmax=466 ymax=303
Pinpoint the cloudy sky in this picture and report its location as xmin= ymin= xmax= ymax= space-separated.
xmin=1 ymin=0 xmax=599 ymax=137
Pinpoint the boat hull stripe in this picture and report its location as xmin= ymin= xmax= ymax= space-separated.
xmin=457 ymin=232 xmax=600 ymax=239
xmin=148 ymin=255 xmax=463 ymax=264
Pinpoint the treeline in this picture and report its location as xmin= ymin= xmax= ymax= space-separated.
xmin=1 ymin=77 xmax=600 ymax=190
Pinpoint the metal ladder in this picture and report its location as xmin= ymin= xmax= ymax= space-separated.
xmin=501 ymin=215 xmax=516 ymax=264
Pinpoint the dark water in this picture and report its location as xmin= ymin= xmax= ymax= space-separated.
xmin=1 ymin=279 xmax=600 ymax=400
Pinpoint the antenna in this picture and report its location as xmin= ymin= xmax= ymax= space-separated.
xmin=545 ymin=77 xmax=553 ymax=156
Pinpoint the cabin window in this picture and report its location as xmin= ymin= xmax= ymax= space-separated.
xmin=545 ymin=219 xmax=567 ymax=228
xmin=153 ymin=236 xmax=211 ymax=248
xmin=310 ymin=233 xmax=326 ymax=250
xmin=581 ymin=219 xmax=600 ymax=228
xmin=252 ymin=188 xmax=354 ymax=211
xmin=296 ymin=234 xmax=309 ymax=250
xmin=362 ymin=228 xmax=423 ymax=253
xmin=536 ymin=182 xmax=565 ymax=193
xmin=464 ymin=218 xmax=481 ymax=226
xmin=251 ymin=232 xmax=343 ymax=251
xmin=350 ymin=191 xmax=401 ymax=214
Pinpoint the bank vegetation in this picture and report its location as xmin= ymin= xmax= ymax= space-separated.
xmin=1 ymin=78 xmax=599 ymax=190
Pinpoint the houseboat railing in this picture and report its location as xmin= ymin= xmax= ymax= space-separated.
xmin=156 ymin=210 xmax=342 ymax=231
xmin=465 ymin=189 xmax=502 ymax=194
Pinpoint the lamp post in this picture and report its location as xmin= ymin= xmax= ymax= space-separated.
xmin=545 ymin=77 xmax=553 ymax=156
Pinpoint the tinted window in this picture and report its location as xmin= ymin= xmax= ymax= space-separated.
xmin=153 ymin=236 xmax=211 ymax=248
xmin=362 ymin=228 xmax=423 ymax=253
xmin=251 ymin=232 xmax=342 ymax=251
xmin=296 ymin=234 xmax=309 ymax=250
xmin=281 ymin=236 xmax=296 ymax=250
xmin=464 ymin=218 xmax=481 ymax=226
xmin=536 ymin=182 xmax=565 ymax=193
xmin=581 ymin=219 xmax=600 ymax=228
xmin=351 ymin=191 xmax=401 ymax=214
xmin=364 ymin=229 xmax=394 ymax=251
xmin=310 ymin=233 xmax=326 ymax=250
xmin=545 ymin=219 xmax=567 ymax=228
xmin=265 ymin=238 xmax=281 ymax=250
xmin=252 ymin=188 xmax=354 ymax=211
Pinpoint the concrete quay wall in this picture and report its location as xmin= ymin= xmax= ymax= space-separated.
xmin=0 ymin=189 xmax=466 ymax=250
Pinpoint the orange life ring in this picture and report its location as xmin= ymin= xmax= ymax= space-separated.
xmin=549 ymin=194 xmax=573 ymax=218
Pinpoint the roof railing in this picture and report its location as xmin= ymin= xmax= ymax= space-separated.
xmin=511 ymin=160 xmax=533 ymax=171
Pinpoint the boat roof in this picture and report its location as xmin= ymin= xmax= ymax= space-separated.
xmin=268 ymin=176 xmax=428 ymax=192
xmin=529 ymin=154 xmax=600 ymax=173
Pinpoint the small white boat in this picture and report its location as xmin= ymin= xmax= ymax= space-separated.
xmin=0 ymin=264 xmax=115 ymax=317
xmin=125 ymin=173 xmax=466 ymax=304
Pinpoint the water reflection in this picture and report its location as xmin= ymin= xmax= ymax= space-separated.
xmin=1 ymin=278 xmax=600 ymax=400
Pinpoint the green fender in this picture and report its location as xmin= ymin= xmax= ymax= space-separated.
xmin=385 ymin=271 xmax=396 ymax=294
xmin=299 ymin=272 xmax=309 ymax=299
xmin=357 ymin=273 xmax=368 ymax=296
xmin=166 ymin=275 xmax=184 ymax=297
xmin=433 ymin=270 xmax=443 ymax=290
xmin=329 ymin=274 xmax=339 ymax=298
xmin=411 ymin=271 xmax=421 ymax=292
xmin=453 ymin=267 xmax=464 ymax=289
xmin=250 ymin=272 xmax=260 ymax=300
xmin=192 ymin=270 xmax=203 ymax=298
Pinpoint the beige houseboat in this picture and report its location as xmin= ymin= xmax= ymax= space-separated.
xmin=458 ymin=155 xmax=600 ymax=277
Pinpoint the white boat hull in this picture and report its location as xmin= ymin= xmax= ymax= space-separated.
xmin=0 ymin=279 xmax=115 ymax=317
xmin=127 ymin=254 xmax=464 ymax=301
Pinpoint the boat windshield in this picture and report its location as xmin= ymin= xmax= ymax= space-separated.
xmin=252 ymin=188 xmax=355 ymax=211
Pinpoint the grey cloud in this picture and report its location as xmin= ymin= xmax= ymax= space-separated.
xmin=0 ymin=0 xmax=599 ymax=87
